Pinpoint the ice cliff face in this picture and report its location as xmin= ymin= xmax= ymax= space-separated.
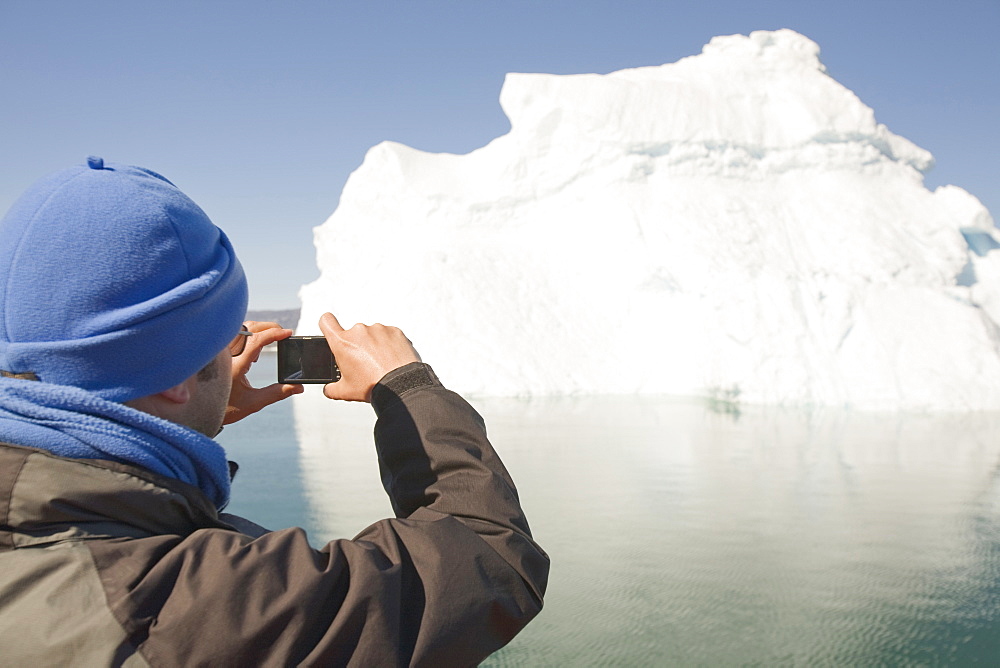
xmin=299 ymin=29 xmax=1000 ymax=410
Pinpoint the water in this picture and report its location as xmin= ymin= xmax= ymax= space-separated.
xmin=220 ymin=359 xmax=1000 ymax=665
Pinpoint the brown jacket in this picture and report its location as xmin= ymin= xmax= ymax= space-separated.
xmin=0 ymin=363 xmax=548 ymax=666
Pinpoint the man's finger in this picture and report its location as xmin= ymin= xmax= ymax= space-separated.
xmin=319 ymin=312 xmax=345 ymax=335
xmin=250 ymin=327 xmax=293 ymax=348
xmin=254 ymin=383 xmax=304 ymax=409
xmin=223 ymin=382 xmax=303 ymax=425
xmin=244 ymin=320 xmax=281 ymax=333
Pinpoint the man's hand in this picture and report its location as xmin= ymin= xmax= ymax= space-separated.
xmin=224 ymin=321 xmax=304 ymax=425
xmin=319 ymin=312 xmax=421 ymax=402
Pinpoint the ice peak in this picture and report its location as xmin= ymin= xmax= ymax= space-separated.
xmin=702 ymin=29 xmax=823 ymax=67
xmin=496 ymin=30 xmax=929 ymax=173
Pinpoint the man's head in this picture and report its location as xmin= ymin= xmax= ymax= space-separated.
xmin=125 ymin=346 xmax=235 ymax=438
xmin=0 ymin=156 xmax=248 ymax=403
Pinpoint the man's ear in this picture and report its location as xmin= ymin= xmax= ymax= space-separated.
xmin=157 ymin=381 xmax=192 ymax=404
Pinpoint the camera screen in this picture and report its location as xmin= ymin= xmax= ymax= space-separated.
xmin=277 ymin=337 xmax=340 ymax=384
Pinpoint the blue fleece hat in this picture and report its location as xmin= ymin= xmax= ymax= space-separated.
xmin=0 ymin=157 xmax=248 ymax=402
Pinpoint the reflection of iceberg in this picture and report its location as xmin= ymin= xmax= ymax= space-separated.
xmin=294 ymin=392 xmax=1000 ymax=663
xmin=479 ymin=399 xmax=1000 ymax=663
xmin=291 ymin=389 xmax=390 ymax=539
xmin=300 ymin=29 xmax=1000 ymax=410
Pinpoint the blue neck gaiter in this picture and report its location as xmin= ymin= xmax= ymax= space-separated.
xmin=0 ymin=377 xmax=231 ymax=510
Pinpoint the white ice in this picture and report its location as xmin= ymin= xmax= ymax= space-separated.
xmin=299 ymin=29 xmax=1000 ymax=410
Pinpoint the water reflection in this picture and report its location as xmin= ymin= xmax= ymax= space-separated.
xmin=236 ymin=384 xmax=1000 ymax=665
xmin=473 ymin=398 xmax=1000 ymax=665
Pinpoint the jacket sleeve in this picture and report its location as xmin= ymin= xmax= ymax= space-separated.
xmin=92 ymin=363 xmax=549 ymax=667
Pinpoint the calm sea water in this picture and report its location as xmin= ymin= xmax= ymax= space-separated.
xmin=220 ymin=359 xmax=1000 ymax=665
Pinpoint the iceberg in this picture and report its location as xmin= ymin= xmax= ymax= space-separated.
xmin=299 ymin=29 xmax=1000 ymax=410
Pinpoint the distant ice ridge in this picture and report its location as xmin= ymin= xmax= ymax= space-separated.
xmin=299 ymin=29 xmax=1000 ymax=410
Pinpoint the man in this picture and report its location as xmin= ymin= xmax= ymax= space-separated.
xmin=0 ymin=157 xmax=548 ymax=665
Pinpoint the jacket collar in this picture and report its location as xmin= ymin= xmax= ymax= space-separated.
xmin=0 ymin=442 xmax=231 ymax=550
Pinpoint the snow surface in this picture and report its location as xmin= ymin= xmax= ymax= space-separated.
xmin=299 ymin=29 xmax=1000 ymax=410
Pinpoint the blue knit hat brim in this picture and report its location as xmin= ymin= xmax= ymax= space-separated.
xmin=0 ymin=159 xmax=248 ymax=401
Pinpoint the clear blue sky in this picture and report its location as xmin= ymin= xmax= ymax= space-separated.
xmin=2 ymin=0 xmax=997 ymax=309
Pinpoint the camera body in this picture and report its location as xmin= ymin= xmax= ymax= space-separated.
xmin=277 ymin=336 xmax=340 ymax=384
